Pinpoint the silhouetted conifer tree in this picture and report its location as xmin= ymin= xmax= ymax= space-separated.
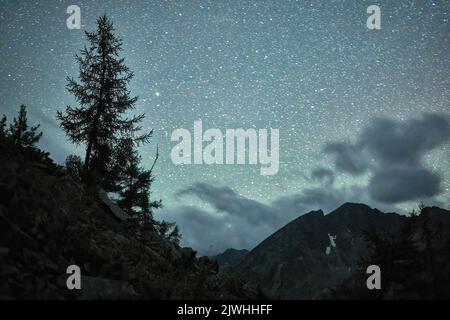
xmin=57 ymin=15 xmax=150 ymax=187
xmin=0 ymin=115 xmax=7 ymax=137
xmin=8 ymin=105 xmax=42 ymax=147
xmin=331 ymin=204 xmax=450 ymax=299
xmin=65 ymin=154 xmax=84 ymax=182
xmin=157 ymin=220 xmax=181 ymax=245
xmin=167 ymin=224 xmax=181 ymax=246
xmin=115 ymin=138 xmax=162 ymax=218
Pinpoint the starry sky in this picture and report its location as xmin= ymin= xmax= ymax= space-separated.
xmin=1 ymin=0 xmax=449 ymax=254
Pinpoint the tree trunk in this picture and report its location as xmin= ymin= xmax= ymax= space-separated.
xmin=83 ymin=40 xmax=107 ymax=184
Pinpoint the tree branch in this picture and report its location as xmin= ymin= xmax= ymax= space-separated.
xmin=149 ymin=144 xmax=159 ymax=173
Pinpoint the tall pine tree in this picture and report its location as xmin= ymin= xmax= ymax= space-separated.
xmin=57 ymin=15 xmax=150 ymax=187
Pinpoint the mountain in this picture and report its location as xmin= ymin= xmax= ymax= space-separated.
xmin=210 ymin=249 xmax=249 ymax=268
xmin=234 ymin=203 xmax=450 ymax=299
xmin=0 ymin=135 xmax=256 ymax=299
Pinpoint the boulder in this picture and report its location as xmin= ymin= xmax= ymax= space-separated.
xmin=98 ymin=189 xmax=130 ymax=222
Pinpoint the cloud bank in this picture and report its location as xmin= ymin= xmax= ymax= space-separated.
xmin=158 ymin=182 xmax=372 ymax=255
xmin=325 ymin=113 xmax=450 ymax=203
xmin=158 ymin=113 xmax=450 ymax=255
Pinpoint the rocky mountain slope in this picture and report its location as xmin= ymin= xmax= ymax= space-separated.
xmin=210 ymin=249 xmax=249 ymax=268
xmin=234 ymin=203 xmax=450 ymax=299
xmin=0 ymin=136 xmax=255 ymax=299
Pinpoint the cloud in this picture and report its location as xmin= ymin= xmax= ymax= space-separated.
xmin=273 ymin=185 xmax=367 ymax=215
xmin=310 ymin=167 xmax=335 ymax=185
xmin=160 ymin=182 xmax=373 ymax=255
xmin=161 ymin=113 xmax=450 ymax=254
xmin=324 ymin=143 xmax=368 ymax=175
xmin=156 ymin=205 xmax=275 ymax=256
xmin=360 ymin=114 xmax=450 ymax=165
xmin=326 ymin=113 xmax=450 ymax=204
xmin=368 ymin=165 xmax=441 ymax=203
xmin=177 ymin=183 xmax=278 ymax=226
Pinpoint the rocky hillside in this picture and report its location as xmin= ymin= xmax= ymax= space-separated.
xmin=0 ymin=136 xmax=255 ymax=299
xmin=234 ymin=203 xmax=450 ymax=299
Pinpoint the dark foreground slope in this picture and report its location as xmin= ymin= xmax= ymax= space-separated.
xmin=0 ymin=136 xmax=255 ymax=299
xmin=235 ymin=203 xmax=450 ymax=299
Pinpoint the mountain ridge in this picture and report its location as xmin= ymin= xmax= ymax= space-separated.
xmin=210 ymin=248 xmax=249 ymax=268
xmin=233 ymin=202 xmax=449 ymax=299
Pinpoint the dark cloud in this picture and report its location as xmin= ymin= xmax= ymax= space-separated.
xmin=156 ymin=205 xmax=275 ymax=256
xmin=324 ymin=143 xmax=368 ymax=175
xmin=273 ymin=185 xmax=369 ymax=215
xmin=360 ymin=114 xmax=450 ymax=165
xmin=310 ymin=167 xmax=335 ymax=185
xmin=368 ymin=166 xmax=441 ymax=204
xmin=326 ymin=113 xmax=450 ymax=204
xmin=177 ymin=183 xmax=278 ymax=226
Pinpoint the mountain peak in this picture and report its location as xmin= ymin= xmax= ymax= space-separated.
xmin=339 ymin=202 xmax=372 ymax=210
xmin=303 ymin=209 xmax=324 ymax=218
xmin=210 ymin=248 xmax=249 ymax=267
xmin=328 ymin=202 xmax=378 ymax=217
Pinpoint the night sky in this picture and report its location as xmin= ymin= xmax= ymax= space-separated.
xmin=1 ymin=0 xmax=449 ymax=254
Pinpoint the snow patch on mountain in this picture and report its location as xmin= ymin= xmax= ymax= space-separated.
xmin=325 ymin=234 xmax=337 ymax=255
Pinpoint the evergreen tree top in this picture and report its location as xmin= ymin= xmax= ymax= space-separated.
xmin=7 ymin=105 xmax=42 ymax=147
